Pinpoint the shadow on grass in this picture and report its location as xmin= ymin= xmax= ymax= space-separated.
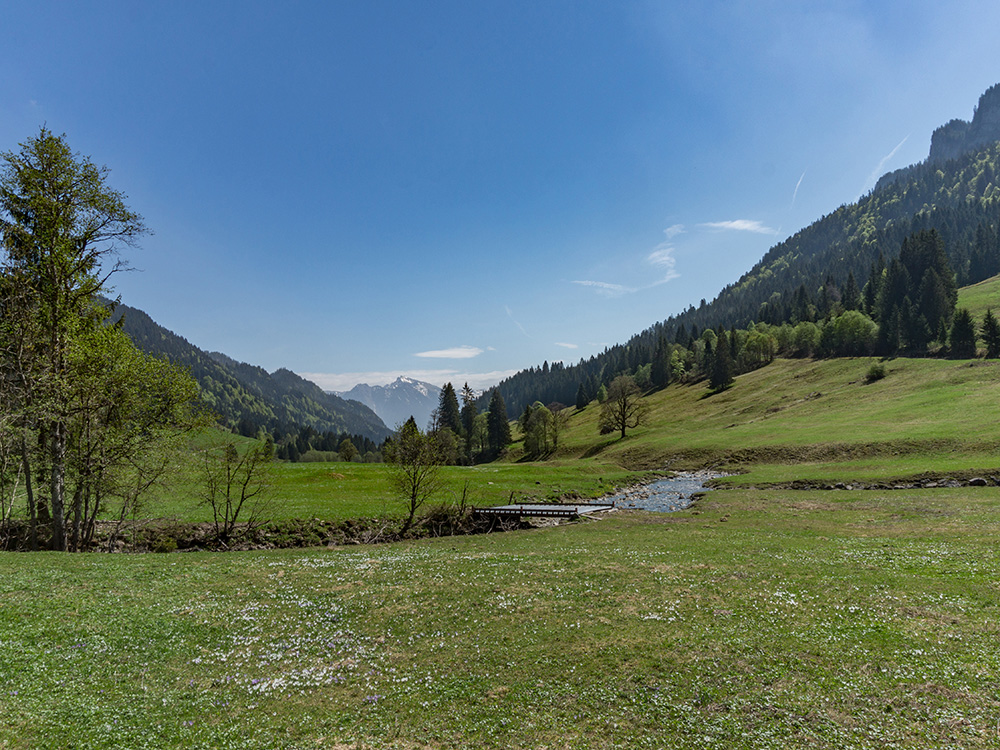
xmin=581 ymin=437 xmax=620 ymax=459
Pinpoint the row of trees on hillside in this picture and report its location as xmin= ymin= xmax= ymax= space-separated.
xmin=271 ymin=426 xmax=382 ymax=463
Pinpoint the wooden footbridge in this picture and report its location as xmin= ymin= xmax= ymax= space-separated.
xmin=472 ymin=501 xmax=615 ymax=520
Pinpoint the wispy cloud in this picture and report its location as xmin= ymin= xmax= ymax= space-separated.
xmin=648 ymin=246 xmax=679 ymax=274
xmin=573 ymin=226 xmax=684 ymax=297
xmin=698 ymin=219 xmax=779 ymax=235
xmin=301 ymin=369 xmax=517 ymax=393
xmin=791 ymin=170 xmax=806 ymax=206
xmin=554 ymin=342 xmax=578 ymax=349
xmin=647 ymin=246 xmax=681 ymax=288
xmin=864 ymin=135 xmax=909 ymax=192
xmin=571 ymin=279 xmax=637 ymax=297
xmin=414 ymin=345 xmax=483 ymax=359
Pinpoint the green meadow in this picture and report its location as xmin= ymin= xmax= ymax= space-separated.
xmin=144 ymin=458 xmax=644 ymax=523
xmin=3 ymin=487 xmax=999 ymax=748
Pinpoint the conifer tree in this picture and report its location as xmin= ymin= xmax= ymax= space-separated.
xmin=843 ymin=271 xmax=861 ymax=311
xmin=437 ymin=382 xmax=462 ymax=436
xmin=460 ymin=382 xmax=477 ymax=458
xmin=650 ymin=336 xmax=669 ymax=389
xmin=709 ymin=330 xmax=735 ymax=391
xmin=949 ymin=308 xmax=978 ymax=358
xmin=981 ymin=308 xmax=1000 ymax=358
xmin=863 ymin=254 xmax=885 ymax=317
xmin=486 ymin=389 xmax=511 ymax=457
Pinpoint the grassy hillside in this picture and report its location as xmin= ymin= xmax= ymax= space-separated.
xmin=9 ymin=305 xmax=1000 ymax=746
xmin=135 ymin=349 xmax=1000 ymax=524
xmin=956 ymin=272 xmax=1000 ymax=320
xmin=489 ymin=139 xmax=1000 ymax=417
xmin=540 ymin=354 xmax=1000 ymax=486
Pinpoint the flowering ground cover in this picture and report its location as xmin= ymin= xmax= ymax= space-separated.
xmin=2 ymin=485 xmax=998 ymax=748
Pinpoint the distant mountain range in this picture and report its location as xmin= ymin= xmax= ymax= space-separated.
xmin=111 ymin=302 xmax=392 ymax=442
xmin=335 ymin=377 xmax=441 ymax=431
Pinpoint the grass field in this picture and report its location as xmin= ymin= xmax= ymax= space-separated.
xmin=3 ymin=486 xmax=999 ymax=748
xmin=142 ymin=457 xmax=645 ymax=524
xmin=956 ymin=273 xmax=1000 ymax=322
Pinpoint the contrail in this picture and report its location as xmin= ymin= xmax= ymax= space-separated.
xmin=792 ymin=170 xmax=806 ymax=206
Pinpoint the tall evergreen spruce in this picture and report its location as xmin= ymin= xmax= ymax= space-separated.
xmin=843 ymin=271 xmax=861 ymax=311
xmin=459 ymin=382 xmax=477 ymax=461
xmin=949 ymin=308 xmax=978 ymax=358
xmin=709 ymin=330 xmax=735 ymax=392
xmin=486 ymin=389 xmax=511 ymax=457
xmin=437 ymin=382 xmax=462 ymax=436
xmin=981 ymin=308 xmax=1000 ymax=358
xmin=650 ymin=336 xmax=669 ymax=389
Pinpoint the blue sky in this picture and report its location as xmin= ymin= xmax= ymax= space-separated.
xmin=3 ymin=1 xmax=999 ymax=391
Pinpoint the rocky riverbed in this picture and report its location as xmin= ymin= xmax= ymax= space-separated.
xmin=606 ymin=470 xmax=725 ymax=513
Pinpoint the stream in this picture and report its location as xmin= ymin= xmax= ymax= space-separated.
xmin=606 ymin=471 xmax=723 ymax=513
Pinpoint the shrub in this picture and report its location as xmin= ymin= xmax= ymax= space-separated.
xmin=865 ymin=363 xmax=886 ymax=383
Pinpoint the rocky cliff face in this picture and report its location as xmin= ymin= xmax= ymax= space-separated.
xmin=876 ymin=83 xmax=1000 ymax=192
xmin=928 ymin=83 xmax=1000 ymax=163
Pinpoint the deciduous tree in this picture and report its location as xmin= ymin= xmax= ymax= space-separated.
xmin=598 ymin=375 xmax=648 ymax=439
xmin=385 ymin=416 xmax=441 ymax=533
xmin=200 ymin=437 xmax=274 ymax=545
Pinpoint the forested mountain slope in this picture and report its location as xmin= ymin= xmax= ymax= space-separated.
xmin=111 ymin=302 xmax=391 ymax=441
xmin=485 ymin=84 xmax=1000 ymax=417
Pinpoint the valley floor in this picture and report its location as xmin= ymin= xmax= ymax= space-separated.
xmin=3 ymin=483 xmax=998 ymax=749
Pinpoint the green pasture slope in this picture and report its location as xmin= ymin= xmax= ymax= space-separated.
xmin=956 ymin=272 xmax=1000 ymax=322
xmin=551 ymin=354 xmax=1000 ymax=487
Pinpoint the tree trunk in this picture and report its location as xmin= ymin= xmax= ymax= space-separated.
xmin=49 ymin=421 xmax=67 ymax=551
xmin=70 ymin=484 xmax=83 ymax=552
xmin=21 ymin=438 xmax=38 ymax=552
